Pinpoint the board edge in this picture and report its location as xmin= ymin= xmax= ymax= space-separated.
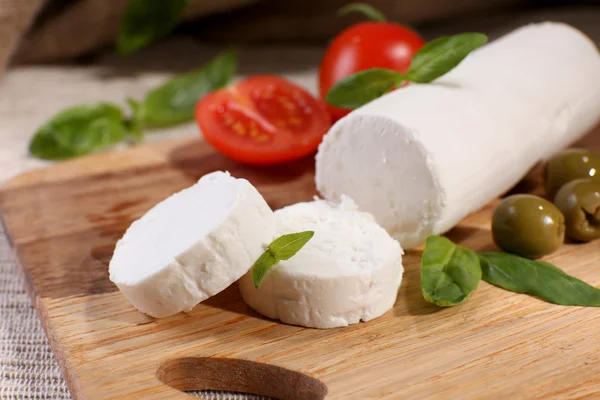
xmin=0 ymin=208 xmax=83 ymax=399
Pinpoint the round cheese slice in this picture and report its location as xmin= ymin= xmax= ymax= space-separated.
xmin=239 ymin=197 xmax=404 ymax=329
xmin=109 ymin=171 xmax=275 ymax=318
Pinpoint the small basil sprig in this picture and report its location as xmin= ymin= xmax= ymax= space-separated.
xmin=406 ymin=34 xmax=488 ymax=83
xmin=29 ymin=104 xmax=126 ymax=160
xmin=326 ymin=33 xmax=488 ymax=109
xmin=421 ymin=235 xmax=481 ymax=307
xmin=132 ymin=48 xmax=238 ymax=127
xmin=325 ymin=69 xmax=403 ymax=110
xmin=479 ymin=252 xmax=600 ymax=306
xmin=252 ymin=231 xmax=314 ymax=289
xmin=117 ymin=0 xmax=192 ymax=55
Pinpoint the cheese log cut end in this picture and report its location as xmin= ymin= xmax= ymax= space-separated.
xmin=316 ymin=115 xmax=443 ymax=249
xmin=316 ymin=22 xmax=600 ymax=249
xmin=239 ymin=197 xmax=404 ymax=329
xmin=109 ymin=171 xmax=275 ymax=318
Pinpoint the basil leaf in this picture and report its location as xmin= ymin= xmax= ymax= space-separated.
xmin=407 ymin=33 xmax=488 ymax=83
xmin=252 ymin=251 xmax=278 ymax=290
xmin=139 ymin=49 xmax=238 ymax=127
xmin=252 ymin=231 xmax=314 ymax=289
xmin=117 ymin=0 xmax=191 ymax=55
xmin=29 ymin=103 xmax=125 ymax=160
xmin=479 ymin=252 xmax=600 ymax=306
xmin=268 ymin=231 xmax=314 ymax=260
xmin=326 ymin=68 xmax=403 ymax=109
xmin=421 ymin=236 xmax=482 ymax=307
xmin=124 ymin=98 xmax=144 ymax=143
xmin=338 ymin=3 xmax=386 ymax=22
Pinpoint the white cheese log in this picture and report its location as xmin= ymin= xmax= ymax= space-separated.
xmin=109 ymin=171 xmax=275 ymax=318
xmin=239 ymin=197 xmax=404 ymax=329
xmin=316 ymin=22 xmax=600 ymax=249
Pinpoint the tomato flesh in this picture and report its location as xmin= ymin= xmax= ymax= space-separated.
xmin=319 ymin=22 xmax=425 ymax=121
xmin=196 ymin=75 xmax=331 ymax=165
xmin=242 ymin=80 xmax=312 ymax=134
xmin=216 ymin=101 xmax=275 ymax=143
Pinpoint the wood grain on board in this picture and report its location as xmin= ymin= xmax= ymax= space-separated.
xmin=1 ymin=128 xmax=600 ymax=399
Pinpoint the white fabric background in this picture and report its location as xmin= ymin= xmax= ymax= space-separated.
xmin=0 ymin=9 xmax=599 ymax=398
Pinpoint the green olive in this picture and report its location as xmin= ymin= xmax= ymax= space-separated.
xmin=492 ymin=194 xmax=565 ymax=259
xmin=553 ymin=179 xmax=600 ymax=242
xmin=544 ymin=148 xmax=600 ymax=199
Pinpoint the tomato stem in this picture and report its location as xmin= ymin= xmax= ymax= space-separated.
xmin=337 ymin=3 xmax=386 ymax=22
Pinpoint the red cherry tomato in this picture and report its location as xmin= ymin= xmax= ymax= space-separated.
xmin=319 ymin=22 xmax=425 ymax=121
xmin=195 ymin=75 xmax=331 ymax=165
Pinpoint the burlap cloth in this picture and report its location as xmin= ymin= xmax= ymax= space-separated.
xmin=0 ymin=0 xmax=531 ymax=74
xmin=0 ymin=4 xmax=599 ymax=399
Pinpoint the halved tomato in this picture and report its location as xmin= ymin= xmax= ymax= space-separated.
xmin=195 ymin=75 xmax=332 ymax=165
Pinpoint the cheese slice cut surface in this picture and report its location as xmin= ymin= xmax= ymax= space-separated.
xmin=316 ymin=22 xmax=600 ymax=249
xmin=239 ymin=197 xmax=404 ymax=329
xmin=109 ymin=171 xmax=275 ymax=318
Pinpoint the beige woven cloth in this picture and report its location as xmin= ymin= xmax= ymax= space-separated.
xmin=0 ymin=222 xmax=70 ymax=398
xmin=0 ymin=5 xmax=599 ymax=399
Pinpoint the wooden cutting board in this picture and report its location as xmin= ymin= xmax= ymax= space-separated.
xmin=1 ymin=132 xmax=600 ymax=400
